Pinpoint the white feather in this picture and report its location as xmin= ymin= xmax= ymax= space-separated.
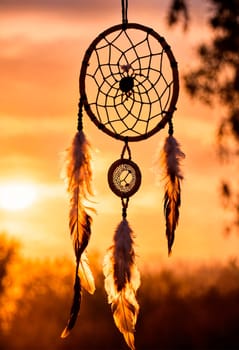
xmin=78 ymin=252 xmax=95 ymax=295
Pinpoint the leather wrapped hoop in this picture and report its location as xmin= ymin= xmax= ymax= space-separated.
xmin=79 ymin=23 xmax=179 ymax=142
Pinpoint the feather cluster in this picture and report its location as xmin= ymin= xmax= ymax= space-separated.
xmin=161 ymin=135 xmax=185 ymax=255
xmin=103 ymin=219 xmax=140 ymax=350
xmin=61 ymin=130 xmax=95 ymax=338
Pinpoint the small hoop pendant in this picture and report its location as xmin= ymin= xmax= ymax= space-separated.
xmin=107 ymin=158 xmax=141 ymax=198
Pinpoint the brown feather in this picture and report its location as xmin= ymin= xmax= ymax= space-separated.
xmin=66 ymin=131 xmax=94 ymax=263
xmin=164 ymin=176 xmax=181 ymax=254
xmin=103 ymin=219 xmax=140 ymax=350
xmin=161 ymin=135 xmax=185 ymax=254
xmin=113 ymin=219 xmax=135 ymax=292
xmin=61 ymin=130 xmax=95 ymax=338
xmin=61 ymin=274 xmax=81 ymax=338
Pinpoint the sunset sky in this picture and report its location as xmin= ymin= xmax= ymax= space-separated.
xmin=0 ymin=0 xmax=238 ymax=269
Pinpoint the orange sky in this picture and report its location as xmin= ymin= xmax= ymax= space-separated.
xmin=0 ymin=1 xmax=238 ymax=269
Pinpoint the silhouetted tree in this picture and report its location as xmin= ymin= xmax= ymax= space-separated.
xmin=169 ymin=0 xmax=239 ymax=233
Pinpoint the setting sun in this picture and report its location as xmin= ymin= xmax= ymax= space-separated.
xmin=0 ymin=182 xmax=37 ymax=211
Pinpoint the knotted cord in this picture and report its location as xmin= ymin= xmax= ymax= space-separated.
xmin=121 ymin=140 xmax=131 ymax=160
xmin=121 ymin=0 xmax=128 ymax=25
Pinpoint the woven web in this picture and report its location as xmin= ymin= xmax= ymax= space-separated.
xmin=84 ymin=27 xmax=174 ymax=139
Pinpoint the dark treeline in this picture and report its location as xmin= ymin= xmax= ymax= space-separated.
xmin=0 ymin=234 xmax=239 ymax=350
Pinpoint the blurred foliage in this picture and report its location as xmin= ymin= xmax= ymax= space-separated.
xmin=169 ymin=0 xmax=239 ymax=234
xmin=0 ymin=233 xmax=21 ymax=332
xmin=167 ymin=0 xmax=189 ymax=30
xmin=0 ymin=233 xmax=239 ymax=350
xmin=0 ymin=232 xmax=19 ymax=293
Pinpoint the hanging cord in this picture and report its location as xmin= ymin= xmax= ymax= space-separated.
xmin=121 ymin=197 xmax=129 ymax=218
xmin=121 ymin=140 xmax=130 ymax=218
xmin=168 ymin=118 xmax=174 ymax=135
xmin=121 ymin=139 xmax=131 ymax=159
xmin=77 ymin=97 xmax=84 ymax=131
xmin=121 ymin=0 xmax=128 ymax=26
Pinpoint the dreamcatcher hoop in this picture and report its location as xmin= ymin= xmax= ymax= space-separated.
xmin=79 ymin=23 xmax=179 ymax=142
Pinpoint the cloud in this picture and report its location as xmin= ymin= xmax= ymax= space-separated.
xmin=0 ymin=0 xmax=116 ymax=12
xmin=0 ymin=36 xmax=82 ymax=120
xmin=0 ymin=118 xmax=70 ymax=183
xmin=0 ymin=0 xmax=170 ymax=11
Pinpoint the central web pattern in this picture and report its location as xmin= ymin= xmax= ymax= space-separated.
xmin=84 ymin=27 xmax=175 ymax=139
xmin=113 ymin=163 xmax=136 ymax=194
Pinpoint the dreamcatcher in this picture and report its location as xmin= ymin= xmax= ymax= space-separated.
xmin=61 ymin=1 xmax=185 ymax=349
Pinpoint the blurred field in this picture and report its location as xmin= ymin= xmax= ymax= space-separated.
xmin=1 ymin=233 xmax=239 ymax=350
